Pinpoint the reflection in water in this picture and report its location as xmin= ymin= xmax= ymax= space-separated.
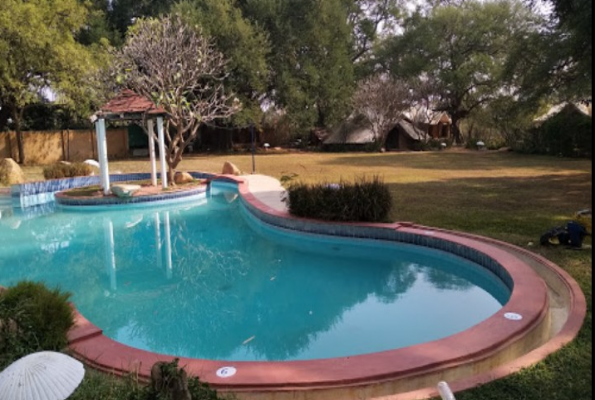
xmin=0 ymin=188 xmax=509 ymax=361
xmin=103 ymin=218 xmax=116 ymax=291
xmin=154 ymin=212 xmax=162 ymax=270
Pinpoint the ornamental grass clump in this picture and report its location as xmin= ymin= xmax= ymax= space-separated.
xmin=287 ymin=175 xmax=392 ymax=222
xmin=0 ymin=281 xmax=74 ymax=368
xmin=43 ymin=162 xmax=92 ymax=179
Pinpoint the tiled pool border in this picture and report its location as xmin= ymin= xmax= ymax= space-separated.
xmin=57 ymin=174 xmax=585 ymax=399
xmin=12 ymin=172 xmax=218 ymax=208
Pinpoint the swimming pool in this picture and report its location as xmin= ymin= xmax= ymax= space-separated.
xmin=2 ymin=174 xmax=583 ymax=400
xmin=0 ymin=185 xmax=509 ymax=362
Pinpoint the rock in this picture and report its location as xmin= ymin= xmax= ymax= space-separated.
xmin=222 ymin=161 xmax=241 ymax=176
xmin=0 ymin=158 xmax=26 ymax=185
xmin=83 ymin=159 xmax=101 ymax=169
xmin=111 ymin=184 xmax=141 ymax=198
xmin=174 ymin=171 xmax=194 ymax=184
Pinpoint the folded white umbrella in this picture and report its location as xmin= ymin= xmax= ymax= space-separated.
xmin=0 ymin=352 xmax=85 ymax=400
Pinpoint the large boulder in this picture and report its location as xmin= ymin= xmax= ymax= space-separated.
xmin=0 ymin=158 xmax=26 ymax=185
xmin=174 ymin=171 xmax=194 ymax=184
xmin=111 ymin=184 xmax=141 ymax=198
xmin=222 ymin=161 xmax=241 ymax=176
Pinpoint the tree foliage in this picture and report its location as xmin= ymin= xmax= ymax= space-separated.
xmin=349 ymin=0 xmax=402 ymax=63
xmin=111 ymin=15 xmax=240 ymax=180
xmin=242 ymin=0 xmax=356 ymax=131
xmin=107 ymin=0 xmax=177 ymax=38
xmin=172 ymin=0 xmax=270 ymax=126
xmin=509 ymin=0 xmax=592 ymax=103
xmin=381 ymin=0 xmax=538 ymax=143
xmin=550 ymin=0 xmax=591 ymax=96
xmin=0 ymin=0 xmax=103 ymax=163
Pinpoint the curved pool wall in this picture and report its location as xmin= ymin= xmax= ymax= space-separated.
xmin=3 ymin=173 xmax=585 ymax=399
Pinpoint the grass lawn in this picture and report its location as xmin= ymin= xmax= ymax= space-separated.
xmin=15 ymin=150 xmax=594 ymax=400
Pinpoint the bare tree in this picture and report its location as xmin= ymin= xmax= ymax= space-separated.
xmin=352 ymin=74 xmax=412 ymax=144
xmin=112 ymin=14 xmax=241 ymax=181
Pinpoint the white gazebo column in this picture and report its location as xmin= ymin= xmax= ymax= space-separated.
xmin=147 ymin=119 xmax=158 ymax=186
xmin=156 ymin=116 xmax=168 ymax=189
xmin=95 ymin=118 xmax=111 ymax=195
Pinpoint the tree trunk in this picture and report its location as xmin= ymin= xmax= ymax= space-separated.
xmin=451 ymin=116 xmax=463 ymax=145
xmin=167 ymin=166 xmax=176 ymax=185
xmin=12 ymin=107 xmax=25 ymax=164
xmin=316 ymin=105 xmax=326 ymax=128
xmin=0 ymin=106 xmax=10 ymax=132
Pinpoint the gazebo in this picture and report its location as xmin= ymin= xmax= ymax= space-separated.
xmin=92 ymin=90 xmax=169 ymax=195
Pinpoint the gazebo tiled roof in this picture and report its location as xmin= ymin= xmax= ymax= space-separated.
xmin=97 ymin=89 xmax=166 ymax=120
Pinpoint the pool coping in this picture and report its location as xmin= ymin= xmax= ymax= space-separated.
xmin=61 ymin=174 xmax=586 ymax=399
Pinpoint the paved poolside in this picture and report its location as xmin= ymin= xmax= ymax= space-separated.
xmin=239 ymin=174 xmax=287 ymax=213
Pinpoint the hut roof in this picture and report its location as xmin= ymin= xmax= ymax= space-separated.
xmin=429 ymin=111 xmax=452 ymax=125
xmin=534 ymin=102 xmax=591 ymax=124
xmin=404 ymin=106 xmax=451 ymax=125
xmin=323 ymin=125 xmax=376 ymax=144
xmin=396 ymin=119 xmax=428 ymax=141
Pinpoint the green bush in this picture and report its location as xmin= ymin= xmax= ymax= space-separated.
xmin=43 ymin=162 xmax=92 ymax=179
xmin=517 ymin=109 xmax=592 ymax=158
xmin=0 ymin=281 xmax=74 ymax=367
xmin=147 ymin=358 xmax=219 ymax=400
xmin=286 ymin=175 xmax=392 ymax=222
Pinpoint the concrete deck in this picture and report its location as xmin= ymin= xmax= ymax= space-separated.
xmin=239 ymin=174 xmax=288 ymax=213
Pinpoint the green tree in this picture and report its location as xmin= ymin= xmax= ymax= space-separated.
xmin=381 ymin=0 xmax=538 ymax=143
xmin=76 ymin=0 xmax=122 ymax=47
xmin=349 ymin=0 xmax=401 ymax=63
xmin=0 ymin=0 xmax=101 ymax=163
xmin=172 ymin=0 xmax=270 ymax=126
xmin=107 ymin=0 xmax=177 ymax=38
xmin=242 ymin=0 xmax=356 ymax=132
xmin=550 ymin=0 xmax=591 ymax=96
xmin=508 ymin=0 xmax=591 ymax=103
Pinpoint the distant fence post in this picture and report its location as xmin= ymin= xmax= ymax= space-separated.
xmin=61 ymin=130 xmax=66 ymax=161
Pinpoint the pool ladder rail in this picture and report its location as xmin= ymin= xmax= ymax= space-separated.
xmin=437 ymin=381 xmax=457 ymax=400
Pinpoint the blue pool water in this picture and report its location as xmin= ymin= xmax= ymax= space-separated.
xmin=0 ymin=187 xmax=510 ymax=361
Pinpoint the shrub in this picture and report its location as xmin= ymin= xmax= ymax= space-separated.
xmin=43 ymin=162 xmax=92 ymax=180
xmin=516 ymin=109 xmax=592 ymax=158
xmin=286 ymin=175 xmax=392 ymax=222
xmin=0 ymin=281 xmax=74 ymax=367
xmin=147 ymin=358 xmax=219 ymax=400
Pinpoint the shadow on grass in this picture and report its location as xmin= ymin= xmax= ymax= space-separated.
xmin=385 ymin=173 xmax=592 ymax=242
xmin=320 ymin=151 xmax=591 ymax=172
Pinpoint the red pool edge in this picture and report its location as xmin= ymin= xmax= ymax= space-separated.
xmin=65 ymin=175 xmax=587 ymax=398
